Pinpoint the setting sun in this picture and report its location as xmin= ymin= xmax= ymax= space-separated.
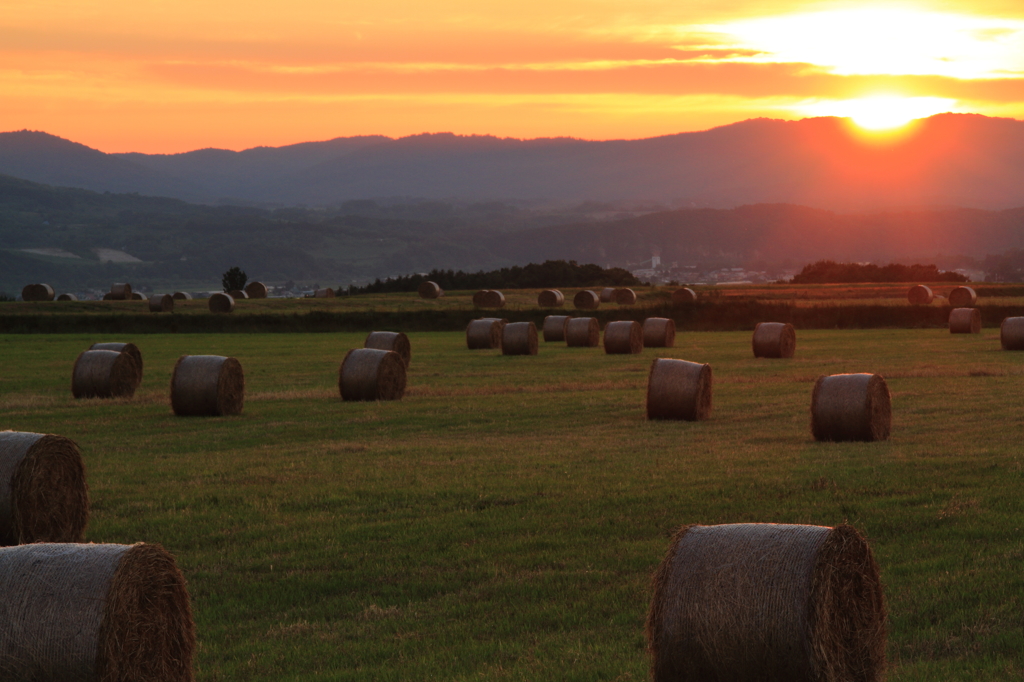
xmin=800 ymin=96 xmax=957 ymax=130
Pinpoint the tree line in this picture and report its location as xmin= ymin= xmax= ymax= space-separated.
xmin=790 ymin=260 xmax=968 ymax=284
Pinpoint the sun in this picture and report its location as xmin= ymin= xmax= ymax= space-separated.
xmin=799 ymin=96 xmax=957 ymax=131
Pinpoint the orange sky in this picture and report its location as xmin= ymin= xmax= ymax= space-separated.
xmin=2 ymin=0 xmax=1023 ymax=153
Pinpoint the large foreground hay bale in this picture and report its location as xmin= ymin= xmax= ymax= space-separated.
xmin=1000 ymin=317 xmax=1024 ymax=350
xmin=752 ymin=322 xmax=796 ymax=358
xmin=109 ymin=283 xmax=132 ymax=300
xmin=907 ymin=284 xmax=934 ymax=305
xmin=21 ymin=284 xmax=55 ymax=302
xmin=244 ymin=281 xmax=268 ymax=299
xmin=613 ymin=288 xmax=637 ymax=305
xmin=647 ymin=358 xmax=712 ymax=421
xmin=148 ymin=294 xmax=174 ymax=313
xmin=72 ymin=350 xmax=140 ymax=399
xmin=542 ymin=315 xmax=570 ymax=342
xmin=642 ymin=318 xmax=675 ymax=348
xmin=565 ymin=317 xmax=600 ymax=347
xmin=473 ymin=290 xmax=505 ymax=308
xmin=228 ymin=289 xmax=249 ymax=300
xmin=418 ymin=281 xmax=443 ymax=299
xmin=130 ymin=292 xmax=145 ymax=301
xmin=172 ymin=291 xmax=192 ymax=301
xmin=537 ymin=289 xmax=564 ymax=307
xmin=604 ymin=320 xmax=643 ymax=354
xmin=57 ymin=293 xmax=78 ymax=301
xmin=647 ymin=523 xmax=886 ymax=682
xmin=672 ymin=288 xmax=697 ymax=304
xmin=502 ymin=321 xmax=538 ymax=355
xmin=208 ymin=292 xmax=235 ymax=313
xmin=573 ymin=290 xmax=600 ymax=310
xmin=339 ymin=348 xmax=406 ymax=401
xmin=948 ymin=286 xmax=977 ymax=307
xmin=89 ymin=342 xmax=143 ymax=379
xmin=364 ymin=331 xmax=411 ymax=367
xmin=599 ymin=287 xmax=616 ymax=303
xmin=0 ymin=542 xmax=195 ymax=682
xmin=170 ymin=355 xmax=244 ymax=416
xmin=0 ymin=431 xmax=88 ymax=546
xmin=948 ymin=307 xmax=981 ymax=334
xmin=811 ymin=373 xmax=890 ymax=442
xmin=466 ymin=318 xmax=507 ymax=349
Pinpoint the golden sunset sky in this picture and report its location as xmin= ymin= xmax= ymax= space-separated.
xmin=3 ymin=0 xmax=1023 ymax=153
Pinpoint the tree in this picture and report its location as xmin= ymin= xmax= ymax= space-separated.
xmin=222 ymin=266 xmax=248 ymax=292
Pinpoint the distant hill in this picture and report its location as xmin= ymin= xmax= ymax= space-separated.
xmin=2 ymin=114 xmax=1024 ymax=210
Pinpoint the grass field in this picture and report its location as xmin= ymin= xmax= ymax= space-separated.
xmin=2 ymin=328 xmax=1023 ymax=680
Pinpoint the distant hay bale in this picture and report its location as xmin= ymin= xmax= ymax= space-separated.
xmin=102 ymin=293 xmax=114 ymax=300
xmin=89 ymin=342 xmax=144 ymax=380
xmin=208 ymin=292 xmax=235 ymax=313
xmin=339 ymin=348 xmax=406 ymax=401
xmin=21 ymin=284 xmax=55 ymax=302
xmin=907 ymin=285 xmax=934 ymax=305
xmin=647 ymin=523 xmax=886 ymax=682
xmin=130 ymin=291 xmax=145 ymax=301
xmin=949 ymin=307 xmax=981 ymax=334
xmin=418 ymin=281 xmax=443 ymax=299
xmin=313 ymin=288 xmax=335 ymax=298
xmin=565 ymin=317 xmax=600 ymax=347
xmin=613 ymin=288 xmax=637 ymax=305
xmin=172 ymin=291 xmax=192 ymax=301
xmin=56 ymin=293 xmax=78 ymax=301
xmin=244 ymin=281 xmax=268 ymax=299
xmin=466 ymin=318 xmax=507 ymax=349
xmin=71 ymin=350 xmax=140 ymax=399
xmin=229 ymin=289 xmax=249 ymax=300
xmin=109 ymin=283 xmax=132 ymax=300
xmin=647 ymin=358 xmax=712 ymax=421
xmin=948 ymin=286 xmax=977 ymax=307
xmin=473 ymin=289 xmax=505 ymax=308
xmin=148 ymin=294 xmax=174 ymax=313
xmin=599 ymin=287 xmax=616 ymax=303
xmin=0 ymin=431 xmax=88 ymax=546
xmin=170 ymin=355 xmax=244 ymax=416
xmin=672 ymin=288 xmax=697 ymax=304
xmin=537 ymin=289 xmax=564 ymax=307
xmin=1000 ymin=317 xmax=1024 ymax=350
xmin=364 ymin=331 xmax=411 ymax=367
xmin=573 ymin=290 xmax=600 ymax=310
xmin=642 ymin=318 xmax=676 ymax=348
xmin=0 ymin=542 xmax=195 ymax=682
xmin=752 ymin=322 xmax=796 ymax=358
xmin=811 ymin=373 xmax=891 ymax=442
xmin=542 ymin=315 xmax=570 ymax=342
xmin=502 ymin=321 xmax=538 ymax=356
xmin=604 ymin=320 xmax=643 ymax=354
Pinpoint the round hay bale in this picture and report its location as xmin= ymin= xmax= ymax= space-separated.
xmin=228 ymin=289 xmax=249 ymax=300
xmin=642 ymin=317 xmax=676 ymax=348
xmin=811 ymin=373 xmax=890 ymax=442
xmin=907 ymin=284 xmax=934 ymax=305
xmin=647 ymin=523 xmax=886 ymax=682
xmin=110 ymin=283 xmax=132 ymax=300
xmin=473 ymin=290 xmax=505 ymax=308
xmin=148 ymin=294 xmax=174 ymax=313
xmin=339 ymin=348 xmax=406 ymax=401
xmin=948 ymin=286 xmax=977 ymax=307
xmin=604 ymin=320 xmax=643 ymax=354
xmin=313 ymin=288 xmax=335 ymax=298
xmin=752 ymin=322 xmax=796 ymax=358
xmin=418 ymin=281 xmax=443 ymax=299
xmin=502 ymin=321 xmax=538 ymax=356
xmin=56 ymin=293 xmax=78 ymax=301
xmin=244 ymin=281 xmax=268 ymax=299
xmin=1000 ymin=317 xmax=1024 ymax=350
xmin=537 ymin=289 xmax=564 ymax=307
xmin=172 ymin=291 xmax=192 ymax=301
xmin=21 ymin=284 xmax=55 ymax=302
xmin=131 ymin=291 xmax=146 ymax=301
xmin=0 ymin=431 xmax=88 ymax=546
xmin=613 ymin=288 xmax=637 ymax=305
xmin=599 ymin=287 xmax=616 ymax=303
xmin=542 ymin=315 xmax=570 ymax=342
xmin=364 ymin=331 xmax=411 ymax=367
xmin=949 ymin=307 xmax=981 ymax=334
xmin=71 ymin=350 xmax=140 ymax=399
xmin=672 ymin=287 xmax=697 ymax=305
xmin=647 ymin=358 xmax=712 ymax=421
xmin=89 ymin=342 xmax=144 ymax=380
xmin=170 ymin=355 xmax=244 ymax=416
xmin=102 ymin=293 xmax=115 ymax=301
xmin=0 ymin=542 xmax=195 ymax=682
xmin=466 ymin=318 xmax=507 ymax=349
xmin=573 ymin=290 xmax=600 ymax=310
xmin=565 ymin=317 xmax=600 ymax=347
xmin=208 ymin=292 xmax=235 ymax=313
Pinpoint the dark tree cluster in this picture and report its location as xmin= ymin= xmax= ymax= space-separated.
xmin=790 ymin=260 xmax=968 ymax=284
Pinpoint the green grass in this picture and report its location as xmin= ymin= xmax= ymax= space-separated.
xmin=1 ymin=329 xmax=1023 ymax=680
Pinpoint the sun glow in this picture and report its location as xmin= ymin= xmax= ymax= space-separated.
xmin=799 ymin=96 xmax=957 ymax=130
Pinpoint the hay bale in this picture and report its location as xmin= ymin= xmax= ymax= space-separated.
xmin=72 ymin=350 xmax=140 ymax=399
xmin=1000 ymin=317 xmax=1024 ymax=350
xmin=89 ymin=342 xmax=144 ymax=382
xmin=109 ymin=283 xmax=132 ymax=300
xmin=604 ymin=320 xmax=643 ymax=354
xmin=811 ymin=373 xmax=890 ymax=442
xmin=573 ymin=290 xmax=600 ymax=310
xmin=613 ymin=288 xmax=637 ymax=305
xmin=473 ymin=290 xmax=505 ymax=308
xmin=0 ymin=542 xmax=195 ymax=682
xmin=208 ymin=292 xmax=235 ymax=313
xmin=418 ymin=281 xmax=443 ymax=299
xmin=148 ymin=294 xmax=174 ymax=313
xmin=228 ymin=289 xmax=249 ymax=300
xmin=949 ymin=307 xmax=981 ymax=334
xmin=647 ymin=358 xmax=712 ymax=421
xmin=131 ymin=291 xmax=146 ymax=301
xmin=102 ymin=293 xmax=115 ymax=301
xmin=339 ymin=348 xmax=406 ymax=401
xmin=466 ymin=318 xmax=507 ymax=349
xmin=599 ymin=287 xmax=616 ymax=303
xmin=948 ymin=286 xmax=977 ymax=307
xmin=170 ymin=355 xmax=244 ymax=416
xmin=752 ymin=322 xmax=796 ymax=358
xmin=502 ymin=321 xmax=538 ymax=356
xmin=56 ymin=293 xmax=78 ymax=301
xmin=647 ymin=523 xmax=886 ymax=682
xmin=21 ymin=284 xmax=55 ymax=302
xmin=537 ymin=289 xmax=564 ymax=307
xmin=542 ymin=315 xmax=570 ymax=342
xmin=172 ymin=291 xmax=192 ymax=301
xmin=907 ymin=284 xmax=934 ymax=305
xmin=565 ymin=317 xmax=600 ymax=347
xmin=244 ymin=281 xmax=268 ymax=299
xmin=0 ymin=431 xmax=88 ymax=546
xmin=642 ymin=318 xmax=676 ymax=348
xmin=313 ymin=288 xmax=335 ymax=298
xmin=364 ymin=331 xmax=411 ymax=367
xmin=672 ymin=288 xmax=697 ymax=304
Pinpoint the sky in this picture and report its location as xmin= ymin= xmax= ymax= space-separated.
xmin=2 ymin=0 xmax=1023 ymax=153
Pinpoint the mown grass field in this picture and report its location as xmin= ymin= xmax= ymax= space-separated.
xmin=1 ymin=328 xmax=1023 ymax=680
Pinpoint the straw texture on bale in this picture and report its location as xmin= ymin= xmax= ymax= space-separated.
xmin=542 ymin=315 xmax=570 ymax=342
xmin=647 ymin=523 xmax=886 ymax=682
xmin=907 ymin=285 xmax=934 ymax=305
xmin=604 ymin=320 xmax=643 ymax=354
xmin=339 ymin=348 xmax=406 ymax=401
xmin=313 ymin=288 xmax=335 ymax=298
xmin=364 ymin=331 xmax=411 ymax=367
xmin=948 ymin=286 xmax=977 ymax=307
xmin=672 ymin=288 xmax=697 ymax=304
xmin=642 ymin=317 xmax=676 ymax=348
xmin=72 ymin=350 xmax=140 ymax=399
xmin=948 ymin=307 xmax=981 ymax=334
xmin=172 ymin=291 xmax=192 ymax=301
xmin=613 ymin=288 xmax=637 ymax=305
xmin=109 ymin=283 xmax=132 ymax=300
xmin=148 ymin=294 xmax=174 ymax=313
xmin=228 ymin=289 xmax=249 ymax=300
xmin=573 ymin=290 xmax=600 ymax=310
xmin=473 ymin=290 xmax=505 ymax=308
xmin=89 ymin=342 xmax=143 ymax=379
xmin=752 ymin=322 xmax=796 ymax=358
xmin=1000 ymin=317 xmax=1024 ymax=350
xmin=244 ymin=281 xmax=268 ymax=299
xmin=130 ymin=292 xmax=145 ymax=301
xmin=57 ymin=293 xmax=78 ymax=301
xmin=811 ymin=373 xmax=890 ymax=442
xmin=599 ymin=287 xmax=616 ymax=303
xmin=170 ymin=355 xmax=244 ymax=416
xmin=0 ymin=542 xmax=195 ymax=682
xmin=647 ymin=358 xmax=712 ymax=421
xmin=565 ymin=317 xmax=600 ymax=347
xmin=418 ymin=281 xmax=443 ymax=299
xmin=466 ymin=318 xmax=506 ymax=349
xmin=21 ymin=284 xmax=55 ymax=301
xmin=208 ymin=292 xmax=235 ymax=313
xmin=0 ymin=432 xmax=88 ymax=546
xmin=537 ymin=289 xmax=564 ymax=307
xmin=502 ymin=321 xmax=538 ymax=356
